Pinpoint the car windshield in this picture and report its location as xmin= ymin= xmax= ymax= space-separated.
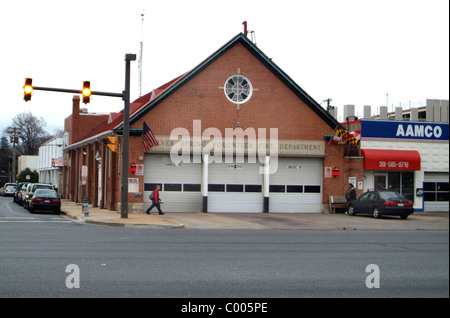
xmin=34 ymin=189 xmax=58 ymax=197
xmin=37 ymin=185 xmax=52 ymax=189
xmin=378 ymin=191 xmax=403 ymax=200
xmin=6 ymin=186 xmax=16 ymax=190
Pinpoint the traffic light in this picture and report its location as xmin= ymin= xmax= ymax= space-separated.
xmin=23 ymin=78 xmax=33 ymax=102
xmin=82 ymin=81 xmax=91 ymax=104
xmin=106 ymin=136 xmax=118 ymax=152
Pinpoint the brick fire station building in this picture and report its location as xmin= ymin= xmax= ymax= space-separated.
xmin=61 ymin=33 xmax=359 ymax=214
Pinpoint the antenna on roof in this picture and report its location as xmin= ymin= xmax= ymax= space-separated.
xmin=138 ymin=10 xmax=145 ymax=97
xmin=242 ymin=21 xmax=257 ymax=45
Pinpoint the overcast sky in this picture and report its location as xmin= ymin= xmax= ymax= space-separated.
xmin=1 ymin=0 xmax=448 ymax=135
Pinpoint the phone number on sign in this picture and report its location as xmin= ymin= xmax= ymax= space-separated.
xmin=378 ymin=161 xmax=409 ymax=168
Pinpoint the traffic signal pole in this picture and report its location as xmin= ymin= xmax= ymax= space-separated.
xmin=25 ymin=54 xmax=136 ymax=218
xmin=120 ymin=54 xmax=136 ymax=219
xmin=31 ymin=86 xmax=123 ymax=98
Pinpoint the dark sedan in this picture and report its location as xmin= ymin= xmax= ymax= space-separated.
xmin=28 ymin=189 xmax=61 ymax=214
xmin=347 ymin=190 xmax=414 ymax=219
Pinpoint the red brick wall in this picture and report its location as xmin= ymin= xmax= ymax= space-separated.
xmin=65 ymin=41 xmax=352 ymax=212
xmin=128 ymin=43 xmax=346 ymax=209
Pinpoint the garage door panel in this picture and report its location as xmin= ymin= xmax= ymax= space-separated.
xmin=270 ymin=193 xmax=322 ymax=213
xmin=145 ymin=155 xmax=202 ymax=212
xmin=148 ymin=192 xmax=203 ymax=213
xmin=208 ymin=160 xmax=263 ymax=212
xmin=270 ymin=158 xmax=323 ymax=213
xmin=208 ymin=193 xmax=263 ymax=213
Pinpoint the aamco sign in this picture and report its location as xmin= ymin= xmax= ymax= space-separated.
xmin=361 ymin=120 xmax=449 ymax=141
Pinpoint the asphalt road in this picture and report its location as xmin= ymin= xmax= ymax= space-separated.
xmin=0 ymin=197 xmax=448 ymax=300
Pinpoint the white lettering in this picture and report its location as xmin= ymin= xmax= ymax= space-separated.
xmin=414 ymin=125 xmax=424 ymax=137
xmin=170 ymin=127 xmax=191 ymax=164
xmin=181 ymin=302 xmax=215 ymax=315
xmin=365 ymin=264 xmax=380 ymax=289
xmin=65 ymin=264 xmax=80 ymax=289
xmin=169 ymin=121 xmax=280 ymax=174
xmin=434 ymin=126 xmax=442 ymax=138
xmin=396 ymin=124 xmax=405 ymax=136
xmin=397 ymin=123 xmax=443 ymax=139
xmin=405 ymin=125 xmax=414 ymax=137
xmin=425 ymin=125 xmax=433 ymax=138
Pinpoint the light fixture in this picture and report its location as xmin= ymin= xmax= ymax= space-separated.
xmin=332 ymin=167 xmax=339 ymax=177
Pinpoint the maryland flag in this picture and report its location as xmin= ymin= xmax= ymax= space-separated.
xmin=346 ymin=130 xmax=361 ymax=145
xmin=330 ymin=128 xmax=360 ymax=145
xmin=331 ymin=128 xmax=348 ymax=144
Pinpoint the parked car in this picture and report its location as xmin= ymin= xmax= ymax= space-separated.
xmin=347 ymin=190 xmax=414 ymax=219
xmin=14 ymin=182 xmax=28 ymax=203
xmin=28 ymin=189 xmax=61 ymax=213
xmin=23 ymin=183 xmax=54 ymax=210
xmin=2 ymin=185 xmax=17 ymax=197
xmin=1 ymin=183 xmax=15 ymax=196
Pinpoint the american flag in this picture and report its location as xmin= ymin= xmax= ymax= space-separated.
xmin=142 ymin=122 xmax=159 ymax=152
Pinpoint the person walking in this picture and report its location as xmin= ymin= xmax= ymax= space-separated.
xmin=146 ymin=185 xmax=164 ymax=215
xmin=346 ymin=183 xmax=357 ymax=202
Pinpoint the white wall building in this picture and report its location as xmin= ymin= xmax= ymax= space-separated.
xmin=18 ymin=155 xmax=39 ymax=174
xmin=360 ymin=119 xmax=449 ymax=212
xmin=38 ymin=136 xmax=64 ymax=190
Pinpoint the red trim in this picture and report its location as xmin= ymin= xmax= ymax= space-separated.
xmin=361 ymin=149 xmax=421 ymax=171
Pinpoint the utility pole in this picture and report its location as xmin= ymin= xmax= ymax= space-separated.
xmin=7 ymin=127 xmax=19 ymax=183
xmin=324 ymin=98 xmax=333 ymax=112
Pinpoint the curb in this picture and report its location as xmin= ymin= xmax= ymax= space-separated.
xmin=85 ymin=219 xmax=185 ymax=229
xmin=61 ymin=210 xmax=185 ymax=229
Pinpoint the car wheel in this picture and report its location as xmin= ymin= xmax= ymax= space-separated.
xmin=372 ymin=207 xmax=381 ymax=219
xmin=348 ymin=205 xmax=356 ymax=216
xmin=400 ymin=214 xmax=408 ymax=220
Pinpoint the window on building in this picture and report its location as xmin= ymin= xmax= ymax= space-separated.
xmin=424 ymin=182 xmax=449 ymax=202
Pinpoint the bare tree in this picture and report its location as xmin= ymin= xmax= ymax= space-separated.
xmin=6 ymin=112 xmax=51 ymax=155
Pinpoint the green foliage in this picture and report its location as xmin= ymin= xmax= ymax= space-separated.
xmin=17 ymin=168 xmax=39 ymax=183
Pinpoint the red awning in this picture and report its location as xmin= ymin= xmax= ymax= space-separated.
xmin=361 ymin=149 xmax=421 ymax=171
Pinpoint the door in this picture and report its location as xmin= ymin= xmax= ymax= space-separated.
xmin=269 ymin=157 xmax=323 ymax=213
xmin=208 ymin=159 xmax=263 ymax=212
xmin=374 ymin=174 xmax=387 ymax=190
xmin=144 ymin=154 xmax=202 ymax=212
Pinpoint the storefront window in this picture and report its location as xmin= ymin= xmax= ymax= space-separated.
xmin=424 ymin=182 xmax=450 ymax=202
xmin=401 ymin=172 xmax=414 ymax=201
xmin=387 ymin=172 xmax=400 ymax=193
xmin=374 ymin=172 xmax=414 ymax=201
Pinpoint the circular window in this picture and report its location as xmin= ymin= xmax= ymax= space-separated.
xmin=224 ymin=75 xmax=253 ymax=104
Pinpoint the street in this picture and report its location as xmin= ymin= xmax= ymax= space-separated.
xmin=0 ymin=197 xmax=448 ymax=299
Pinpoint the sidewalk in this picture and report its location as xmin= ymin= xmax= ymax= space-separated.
xmin=60 ymin=200 xmax=449 ymax=230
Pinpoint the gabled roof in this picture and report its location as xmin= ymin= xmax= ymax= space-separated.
xmin=114 ymin=32 xmax=340 ymax=132
xmin=81 ymin=74 xmax=185 ymax=139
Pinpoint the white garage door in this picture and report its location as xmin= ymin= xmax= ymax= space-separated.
xmin=208 ymin=159 xmax=263 ymax=212
xmin=144 ymin=154 xmax=202 ymax=212
xmin=269 ymin=157 xmax=323 ymax=213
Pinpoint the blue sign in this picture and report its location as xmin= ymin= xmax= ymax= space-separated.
xmin=361 ymin=120 xmax=449 ymax=141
